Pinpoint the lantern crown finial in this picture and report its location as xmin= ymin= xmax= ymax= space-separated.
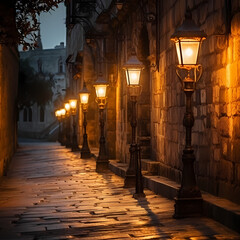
xmin=171 ymin=9 xmax=207 ymax=40
xmin=171 ymin=8 xmax=206 ymax=66
xmin=94 ymin=72 xmax=109 ymax=86
xmin=185 ymin=7 xmax=192 ymax=20
xmin=79 ymin=82 xmax=90 ymax=105
xmin=79 ymin=81 xmax=90 ymax=94
xmin=122 ymin=51 xmax=144 ymax=71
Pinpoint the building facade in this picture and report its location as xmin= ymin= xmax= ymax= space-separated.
xmin=19 ymin=39 xmax=66 ymax=139
xmin=65 ymin=0 xmax=240 ymax=206
xmin=0 ymin=2 xmax=19 ymax=176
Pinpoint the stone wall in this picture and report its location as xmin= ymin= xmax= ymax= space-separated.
xmin=0 ymin=45 xmax=18 ymax=176
xmin=66 ymin=0 xmax=240 ymax=204
xmin=115 ymin=8 xmax=151 ymax=163
xmin=113 ymin=0 xmax=240 ymax=204
xmin=150 ymin=0 xmax=240 ymax=204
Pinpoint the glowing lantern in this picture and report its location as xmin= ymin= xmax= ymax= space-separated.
xmin=171 ymin=11 xmax=206 ymax=66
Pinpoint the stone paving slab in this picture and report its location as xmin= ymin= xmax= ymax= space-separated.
xmin=109 ymin=160 xmax=240 ymax=234
xmin=0 ymin=142 xmax=239 ymax=240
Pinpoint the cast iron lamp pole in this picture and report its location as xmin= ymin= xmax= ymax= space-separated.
xmin=55 ymin=110 xmax=61 ymax=143
xmin=79 ymin=83 xmax=91 ymax=158
xmin=64 ymin=102 xmax=72 ymax=148
xmin=94 ymin=74 xmax=109 ymax=172
xmin=60 ymin=108 xmax=66 ymax=146
xmin=171 ymin=10 xmax=206 ymax=218
xmin=122 ymin=51 xmax=145 ymax=197
xmin=69 ymin=99 xmax=79 ymax=152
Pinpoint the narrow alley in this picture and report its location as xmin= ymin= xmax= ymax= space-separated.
xmin=0 ymin=141 xmax=239 ymax=240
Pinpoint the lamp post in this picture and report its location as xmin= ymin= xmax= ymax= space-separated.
xmin=94 ymin=73 xmax=109 ymax=172
xmin=69 ymin=98 xmax=79 ymax=152
xmin=79 ymin=83 xmax=91 ymax=158
xmin=60 ymin=108 xmax=66 ymax=146
xmin=122 ymin=50 xmax=145 ymax=197
xmin=55 ymin=109 xmax=62 ymax=143
xmin=64 ymin=102 xmax=71 ymax=148
xmin=171 ymin=10 xmax=206 ymax=218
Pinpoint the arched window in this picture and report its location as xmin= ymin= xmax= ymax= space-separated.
xmin=28 ymin=108 xmax=32 ymax=122
xmin=23 ymin=108 xmax=27 ymax=122
xmin=40 ymin=106 xmax=45 ymax=122
xmin=58 ymin=57 xmax=63 ymax=73
xmin=38 ymin=58 xmax=42 ymax=73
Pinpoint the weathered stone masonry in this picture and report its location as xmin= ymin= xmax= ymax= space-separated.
xmin=0 ymin=45 xmax=18 ymax=176
xmin=65 ymin=0 xmax=240 ymax=205
xmin=150 ymin=0 xmax=240 ymax=204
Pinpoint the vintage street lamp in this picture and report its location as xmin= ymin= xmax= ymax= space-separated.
xmin=79 ymin=83 xmax=91 ymax=158
xmin=122 ymin=50 xmax=145 ymax=198
xmin=171 ymin=10 xmax=206 ymax=218
xmin=55 ymin=109 xmax=62 ymax=143
xmin=60 ymin=108 xmax=66 ymax=146
xmin=94 ymin=73 xmax=109 ymax=172
xmin=64 ymin=102 xmax=71 ymax=148
xmin=69 ymin=98 xmax=79 ymax=152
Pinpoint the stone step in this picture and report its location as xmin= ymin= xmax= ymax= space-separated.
xmin=109 ymin=159 xmax=240 ymax=234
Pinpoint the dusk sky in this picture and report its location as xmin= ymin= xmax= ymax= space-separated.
xmin=40 ymin=3 xmax=66 ymax=49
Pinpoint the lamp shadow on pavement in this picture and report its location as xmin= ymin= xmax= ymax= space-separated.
xmin=135 ymin=196 xmax=172 ymax=238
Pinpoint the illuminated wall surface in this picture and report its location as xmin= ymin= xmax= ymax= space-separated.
xmin=148 ymin=1 xmax=240 ymax=204
xmin=0 ymin=45 xmax=18 ymax=176
xmin=65 ymin=0 xmax=240 ymax=204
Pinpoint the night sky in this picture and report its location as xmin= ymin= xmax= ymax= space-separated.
xmin=40 ymin=2 xmax=66 ymax=49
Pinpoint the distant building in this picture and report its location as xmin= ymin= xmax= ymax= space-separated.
xmin=18 ymin=33 xmax=66 ymax=140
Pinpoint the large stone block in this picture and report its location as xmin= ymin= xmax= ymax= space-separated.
xmin=218 ymin=180 xmax=240 ymax=205
xmin=209 ymin=160 xmax=219 ymax=178
xmin=214 ymin=147 xmax=221 ymax=161
xmin=218 ymin=117 xmax=229 ymax=137
xmin=212 ymin=130 xmax=220 ymax=144
xmin=218 ymin=159 xmax=233 ymax=181
xmin=232 ymin=139 xmax=240 ymax=163
xmin=197 ymin=146 xmax=210 ymax=175
xmin=231 ymin=12 xmax=240 ymax=36
xmin=236 ymin=163 xmax=240 ymax=185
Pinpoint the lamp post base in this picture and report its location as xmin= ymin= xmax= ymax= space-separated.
xmin=173 ymin=197 xmax=202 ymax=218
xmin=65 ymin=143 xmax=72 ymax=148
xmin=81 ymin=150 xmax=91 ymax=159
xmin=71 ymin=145 xmax=80 ymax=152
xmin=124 ymin=174 xmax=135 ymax=188
xmin=133 ymin=192 xmax=146 ymax=199
xmin=96 ymin=160 xmax=109 ymax=172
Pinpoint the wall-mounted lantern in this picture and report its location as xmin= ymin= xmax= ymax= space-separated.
xmin=68 ymin=98 xmax=79 ymax=152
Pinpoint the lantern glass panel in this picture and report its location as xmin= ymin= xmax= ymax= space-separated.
xmin=64 ymin=103 xmax=70 ymax=111
xmin=176 ymin=39 xmax=200 ymax=65
xmin=80 ymin=93 xmax=89 ymax=104
xmin=95 ymin=85 xmax=107 ymax=98
xmin=60 ymin=108 xmax=66 ymax=116
xmin=69 ymin=99 xmax=77 ymax=110
xmin=125 ymin=69 xmax=141 ymax=86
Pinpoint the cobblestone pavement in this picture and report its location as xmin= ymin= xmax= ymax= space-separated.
xmin=0 ymin=142 xmax=239 ymax=240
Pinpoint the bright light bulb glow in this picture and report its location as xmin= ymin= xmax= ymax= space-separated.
xmin=65 ymin=103 xmax=70 ymax=111
xmin=126 ymin=69 xmax=141 ymax=85
xmin=80 ymin=93 xmax=89 ymax=104
xmin=185 ymin=48 xmax=193 ymax=56
xmin=95 ymin=85 xmax=107 ymax=98
xmin=175 ymin=39 xmax=200 ymax=65
xmin=69 ymin=99 xmax=77 ymax=109
xmin=60 ymin=108 xmax=66 ymax=116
